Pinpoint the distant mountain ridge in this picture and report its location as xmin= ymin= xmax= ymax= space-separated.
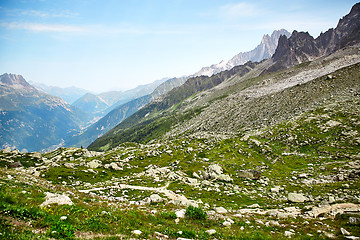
xmin=193 ymin=29 xmax=290 ymax=77
xmin=66 ymin=77 xmax=187 ymax=148
xmin=72 ymin=77 xmax=170 ymax=121
xmin=32 ymin=82 xmax=90 ymax=104
xmin=0 ymin=73 xmax=90 ymax=152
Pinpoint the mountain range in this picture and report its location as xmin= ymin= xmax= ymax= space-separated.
xmin=193 ymin=29 xmax=290 ymax=77
xmin=0 ymin=73 xmax=90 ymax=152
xmin=32 ymin=82 xmax=90 ymax=104
xmin=66 ymin=76 xmax=187 ymax=148
xmin=71 ymin=78 xmax=169 ymax=122
xmin=89 ymin=3 xmax=360 ymax=151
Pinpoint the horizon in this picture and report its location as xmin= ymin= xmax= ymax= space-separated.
xmin=0 ymin=0 xmax=358 ymax=93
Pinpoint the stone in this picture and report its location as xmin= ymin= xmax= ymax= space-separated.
xmin=149 ymin=194 xmax=163 ymax=203
xmin=9 ymin=161 xmax=22 ymax=168
xmin=60 ymin=216 xmax=67 ymax=220
xmin=237 ymin=170 xmax=261 ymax=180
xmin=349 ymin=217 xmax=360 ymax=224
xmin=87 ymin=160 xmax=102 ymax=169
xmin=223 ymin=220 xmax=232 ymax=227
xmin=40 ymin=192 xmax=73 ymax=207
xmin=326 ymin=120 xmax=341 ymax=128
xmin=31 ymin=152 xmax=42 ymax=158
xmin=208 ymin=164 xmax=223 ymax=175
xmin=284 ymin=231 xmax=295 ymax=237
xmin=175 ymin=209 xmax=186 ymax=218
xmin=329 ymin=196 xmax=336 ymax=203
xmin=132 ymin=230 xmax=142 ymax=235
xmin=341 ymin=228 xmax=351 ymax=236
xmin=215 ymin=207 xmax=228 ymax=214
xmin=206 ymin=229 xmax=216 ymax=235
xmin=217 ymin=174 xmax=233 ymax=182
xmin=248 ymin=204 xmax=260 ymax=208
xmin=287 ymin=193 xmax=308 ymax=203
xmin=271 ymin=186 xmax=281 ymax=193
xmin=109 ymin=162 xmax=123 ymax=170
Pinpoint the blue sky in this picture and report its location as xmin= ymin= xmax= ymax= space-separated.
xmin=0 ymin=0 xmax=358 ymax=92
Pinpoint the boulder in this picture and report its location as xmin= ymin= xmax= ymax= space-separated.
xmin=9 ymin=161 xmax=22 ymax=168
xmin=206 ymin=229 xmax=216 ymax=235
xmin=40 ymin=192 xmax=73 ymax=207
xmin=87 ymin=160 xmax=102 ymax=169
xmin=175 ymin=209 xmax=186 ymax=218
xmin=287 ymin=193 xmax=309 ymax=203
xmin=149 ymin=194 xmax=163 ymax=203
xmin=215 ymin=207 xmax=228 ymax=214
xmin=237 ymin=170 xmax=261 ymax=180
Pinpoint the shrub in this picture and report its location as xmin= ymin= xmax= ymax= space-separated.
xmin=48 ymin=219 xmax=75 ymax=239
xmin=185 ymin=205 xmax=207 ymax=220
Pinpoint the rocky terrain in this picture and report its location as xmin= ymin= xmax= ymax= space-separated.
xmin=1 ymin=3 xmax=360 ymax=240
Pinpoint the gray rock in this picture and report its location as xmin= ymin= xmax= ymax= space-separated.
xmin=9 ymin=161 xmax=22 ymax=168
xmin=341 ymin=228 xmax=351 ymax=236
xmin=215 ymin=207 xmax=228 ymax=214
xmin=206 ymin=229 xmax=216 ymax=235
xmin=132 ymin=230 xmax=142 ymax=235
xmin=217 ymin=174 xmax=233 ymax=182
xmin=149 ymin=194 xmax=163 ymax=203
xmin=87 ymin=160 xmax=102 ymax=169
xmin=175 ymin=209 xmax=186 ymax=218
xmin=287 ymin=193 xmax=309 ymax=203
xmin=237 ymin=170 xmax=261 ymax=180
xmin=40 ymin=192 xmax=73 ymax=207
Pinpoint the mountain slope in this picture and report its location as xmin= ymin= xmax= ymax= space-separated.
xmin=0 ymin=73 xmax=89 ymax=152
xmin=66 ymin=77 xmax=187 ymax=148
xmin=193 ymin=29 xmax=290 ymax=77
xmin=88 ymin=62 xmax=258 ymax=150
xmin=88 ymin=3 xmax=360 ymax=151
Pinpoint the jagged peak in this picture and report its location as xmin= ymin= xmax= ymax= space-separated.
xmin=0 ymin=73 xmax=33 ymax=89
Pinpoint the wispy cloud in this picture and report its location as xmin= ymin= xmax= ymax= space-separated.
xmin=0 ymin=7 xmax=78 ymax=19
xmin=220 ymin=2 xmax=260 ymax=19
xmin=0 ymin=22 xmax=88 ymax=33
xmin=0 ymin=21 xmax=190 ymax=36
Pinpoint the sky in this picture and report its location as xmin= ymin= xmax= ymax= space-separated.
xmin=0 ymin=0 xmax=358 ymax=93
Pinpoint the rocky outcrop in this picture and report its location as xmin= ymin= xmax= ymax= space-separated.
xmin=268 ymin=3 xmax=360 ymax=73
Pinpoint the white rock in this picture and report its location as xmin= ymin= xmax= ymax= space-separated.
xmin=206 ymin=229 xmax=216 ymax=235
xmin=40 ymin=192 xmax=73 ymax=207
xmin=223 ymin=220 xmax=232 ymax=227
xmin=87 ymin=160 xmax=102 ymax=169
xmin=109 ymin=162 xmax=123 ymax=170
xmin=60 ymin=216 xmax=67 ymax=220
xmin=215 ymin=206 xmax=228 ymax=214
xmin=287 ymin=193 xmax=309 ymax=203
xmin=149 ymin=194 xmax=163 ymax=203
xmin=341 ymin=228 xmax=351 ymax=236
xmin=132 ymin=230 xmax=142 ymax=235
xmin=284 ymin=231 xmax=295 ymax=237
xmin=217 ymin=174 xmax=233 ymax=182
xmin=175 ymin=209 xmax=186 ymax=218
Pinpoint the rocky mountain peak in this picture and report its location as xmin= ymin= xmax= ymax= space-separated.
xmin=0 ymin=73 xmax=33 ymax=89
xmin=193 ymin=29 xmax=290 ymax=77
xmin=270 ymin=3 xmax=360 ymax=72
